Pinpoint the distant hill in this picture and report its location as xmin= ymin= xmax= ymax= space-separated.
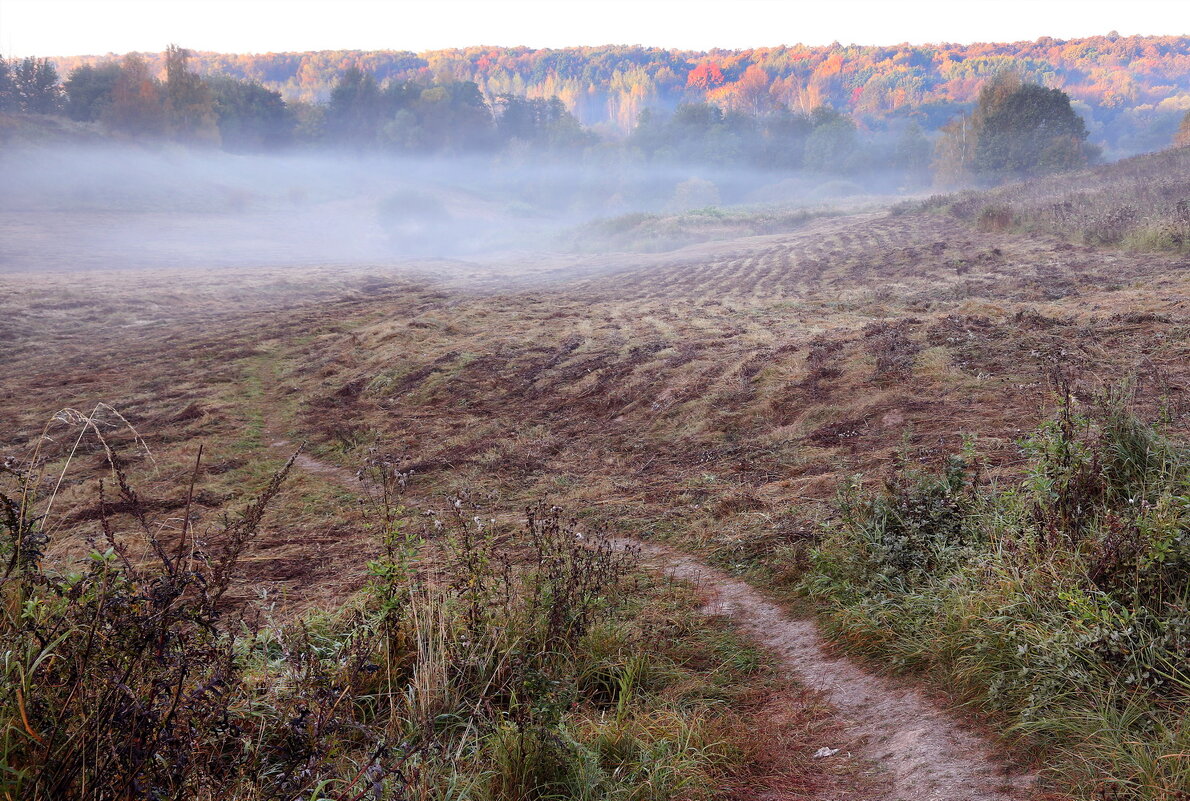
xmin=50 ymin=35 xmax=1190 ymax=155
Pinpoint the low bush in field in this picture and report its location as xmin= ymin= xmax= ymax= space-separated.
xmin=803 ymin=390 xmax=1189 ymax=799
xmin=0 ymin=414 xmax=758 ymax=800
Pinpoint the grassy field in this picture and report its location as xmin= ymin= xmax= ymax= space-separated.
xmin=2 ymin=147 xmax=1189 ymax=798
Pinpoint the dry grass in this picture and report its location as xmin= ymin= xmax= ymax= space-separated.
xmin=0 ymin=154 xmax=1187 ymax=611
xmin=914 ymin=146 xmax=1190 ymax=253
xmin=1 ymin=149 xmax=1188 ymax=800
xmin=3 ymin=429 xmax=835 ymax=799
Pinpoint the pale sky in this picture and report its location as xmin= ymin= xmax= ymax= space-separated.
xmin=1 ymin=0 xmax=1187 ymax=58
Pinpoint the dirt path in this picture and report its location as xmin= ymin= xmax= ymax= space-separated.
xmin=618 ymin=539 xmax=1038 ymax=801
xmin=272 ymin=443 xmax=1037 ymax=800
xmin=269 ymin=438 xmax=361 ymax=486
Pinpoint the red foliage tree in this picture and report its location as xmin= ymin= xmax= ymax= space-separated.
xmin=686 ymin=61 xmax=725 ymax=90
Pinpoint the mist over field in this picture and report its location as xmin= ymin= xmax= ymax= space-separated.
xmin=0 ymin=144 xmax=900 ymax=273
xmin=11 ymin=35 xmax=1177 ymax=277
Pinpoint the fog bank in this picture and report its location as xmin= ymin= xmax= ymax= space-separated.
xmin=0 ymin=145 xmax=911 ymax=274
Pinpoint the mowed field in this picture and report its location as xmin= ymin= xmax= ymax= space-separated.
xmin=2 ymin=193 xmax=1188 ymax=611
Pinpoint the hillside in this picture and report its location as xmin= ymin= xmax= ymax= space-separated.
xmin=52 ymin=34 xmax=1190 ymax=153
xmin=2 ymin=140 xmax=1185 ymax=613
xmin=2 ymin=144 xmax=1185 ymax=616
xmin=2 ymin=146 xmax=1188 ymax=798
xmin=0 ymin=112 xmax=106 ymax=145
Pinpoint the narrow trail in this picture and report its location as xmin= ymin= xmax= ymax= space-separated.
xmin=619 ymin=539 xmax=1038 ymax=801
xmin=273 ymin=441 xmax=1038 ymax=801
xmin=269 ymin=438 xmax=361 ymax=486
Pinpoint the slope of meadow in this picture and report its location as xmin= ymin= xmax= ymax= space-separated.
xmin=917 ymin=146 xmax=1190 ymax=253
xmin=2 ymin=147 xmax=1189 ymax=798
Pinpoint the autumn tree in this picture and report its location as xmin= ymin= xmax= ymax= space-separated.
xmin=934 ymin=74 xmax=1093 ymax=184
xmin=666 ymin=103 xmax=751 ymax=164
xmin=494 ymin=94 xmax=592 ymax=149
xmin=0 ymin=58 xmax=16 ymax=112
xmin=164 ymin=44 xmax=220 ymax=145
xmin=758 ymin=109 xmax=814 ymax=168
xmin=12 ymin=57 xmax=63 ymax=114
xmin=931 ymin=114 xmax=977 ymax=187
xmin=208 ymin=76 xmax=294 ymax=151
xmin=707 ymin=64 xmax=771 ymax=115
xmin=893 ymin=121 xmax=932 ymax=185
xmin=64 ymin=62 xmax=123 ymax=121
xmin=973 ymin=75 xmax=1091 ymax=176
xmin=629 ymin=101 xmax=876 ymax=171
xmin=803 ymin=105 xmax=860 ymax=173
xmin=686 ymin=61 xmax=725 ymax=91
xmin=409 ymin=81 xmax=494 ymax=152
xmin=1176 ymin=110 xmax=1190 ymax=148
xmin=325 ymin=66 xmax=384 ymax=147
xmin=377 ymin=80 xmax=422 ymax=149
xmin=289 ymin=100 xmax=326 ymax=144
xmin=102 ymin=53 xmax=166 ymax=137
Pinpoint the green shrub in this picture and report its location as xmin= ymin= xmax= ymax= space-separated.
xmin=804 ymin=390 xmax=1190 ymax=798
